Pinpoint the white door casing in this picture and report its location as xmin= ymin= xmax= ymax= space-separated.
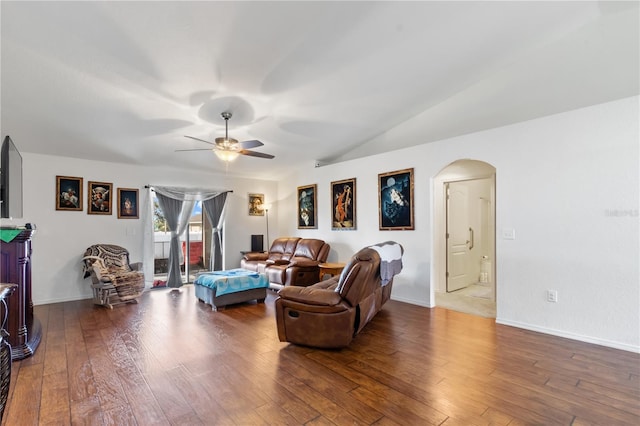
xmin=432 ymin=159 xmax=496 ymax=310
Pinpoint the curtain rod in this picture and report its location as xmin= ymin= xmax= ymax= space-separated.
xmin=144 ymin=185 xmax=233 ymax=193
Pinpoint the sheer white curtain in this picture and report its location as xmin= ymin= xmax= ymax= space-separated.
xmin=142 ymin=189 xmax=155 ymax=287
xmin=143 ymin=186 xmax=230 ymax=289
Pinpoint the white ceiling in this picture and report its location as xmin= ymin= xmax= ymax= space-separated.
xmin=1 ymin=1 xmax=638 ymax=180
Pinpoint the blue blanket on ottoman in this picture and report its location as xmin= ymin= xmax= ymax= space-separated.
xmin=194 ymin=269 xmax=268 ymax=297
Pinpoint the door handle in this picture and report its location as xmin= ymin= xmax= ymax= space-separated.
xmin=468 ymin=227 xmax=474 ymax=250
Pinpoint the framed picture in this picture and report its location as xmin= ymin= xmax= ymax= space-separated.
xmin=297 ymin=184 xmax=317 ymax=229
xmin=117 ymin=188 xmax=139 ymax=219
xmin=378 ymin=168 xmax=414 ymax=230
xmin=248 ymin=193 xmax=265 ymax=216
xmin=88 ymin=181 xmax=113 ymax=215
xmin=331 ymin=178 xmax=356 ymax=230
xmin=56 ymin=176 xmax=83 ymax=211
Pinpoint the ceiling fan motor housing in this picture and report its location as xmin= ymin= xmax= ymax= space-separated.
xmin=215 ymin=137 xmax=239 ymax=149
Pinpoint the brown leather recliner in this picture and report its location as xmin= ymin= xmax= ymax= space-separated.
xmin=275 ymin=243 xmax=403 ymax=348
xmin=241 ymin=237 xmax=330 ymax=289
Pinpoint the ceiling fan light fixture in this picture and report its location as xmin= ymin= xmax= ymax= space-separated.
xmin=214 ymin=149 xmax=239 ymax=162
xmin=215 ymin=136 xmax=239 ymax=149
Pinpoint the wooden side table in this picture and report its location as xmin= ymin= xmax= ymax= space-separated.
xmin=318 ymin=262 xmax=346 ymax=281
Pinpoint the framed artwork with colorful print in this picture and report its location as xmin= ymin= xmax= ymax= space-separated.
xmin=331 ymin=178 xmax=356 ymax=230
xmin=88 ymin=181 xmax=113 ymax=215
xmin=118 ymin=188 xmax=139 ymax=219
xmin=378 ymin=168 xmax=414 ymax=230
xmin=297 ymin=184 xmax=317 ymax=229
xmin=248 ymin=193 xmax=265 ymax=216
xmin=56 ymin=176 xmax=83 ymax=211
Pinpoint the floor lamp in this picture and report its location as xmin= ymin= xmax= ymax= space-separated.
xmin=264 ymin=206 xmax=270 ymax=251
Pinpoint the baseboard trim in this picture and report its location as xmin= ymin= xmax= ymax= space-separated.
xmin=34 ymin=294 xmax=92 ymax=306
xmin=496 ymin=317 xmax=640 ymax=354
xmin=390 ymin=295 xmax=433 ymax=308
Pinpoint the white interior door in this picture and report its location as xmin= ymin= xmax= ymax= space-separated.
xmin=446 ymin=182 xmax=472 ymax=292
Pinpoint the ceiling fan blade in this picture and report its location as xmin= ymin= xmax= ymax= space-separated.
xmin=239 ymin=139 xmax=264 ymax=149
xmin=175 ymin=148 xmax=213 ymax=152
xmin=184 ymin=135 xmax=215 ymax=145
xmin=240 ymin=149 xmax=275 ymax=159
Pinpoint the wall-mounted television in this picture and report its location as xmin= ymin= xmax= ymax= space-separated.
xmin=0 ymin=135 xmax=23 ymax=219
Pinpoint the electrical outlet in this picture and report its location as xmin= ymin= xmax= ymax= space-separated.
xmin=546 ymin=290 xmax=558 ymax=303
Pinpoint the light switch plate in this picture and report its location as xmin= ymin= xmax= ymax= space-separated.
xmin=502 ymin=228 xmax=515 ymax=240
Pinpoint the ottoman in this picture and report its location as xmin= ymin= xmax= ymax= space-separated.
xmin=194 ymin=268 xmax=268 ymax=311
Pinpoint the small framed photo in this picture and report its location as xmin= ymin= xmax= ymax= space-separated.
xmin=297 ymin=184 xmax=317 ymax=229
xmin=118 ymin=188 xmax=139 ymax=219
xmin=331 ymin=178 xmax=356 ymax=230
xmin=248 ymin=193 xmax=265 ymax=216
xmin=378 ymin=168 xmax=414 ymax=230
xmin=88 ymin=181 xmax=113 ymax=215
xmin=56 ymin=176 xmax=83 ymax=211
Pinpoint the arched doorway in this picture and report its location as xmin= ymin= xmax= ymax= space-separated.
xmin=432 ymin=159 xmax=496 ymax=317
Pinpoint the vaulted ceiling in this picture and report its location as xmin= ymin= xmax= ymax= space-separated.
xmin=1 ymin=1 xmax=638 ymax=179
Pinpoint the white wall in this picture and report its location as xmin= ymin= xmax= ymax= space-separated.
xmin=276 ymin=96 xmax=639 ymax=352
xmin=1 ymin=154 xmax=277 ymax=305
xmin=3 ymin=96 xmax=636 ymax=352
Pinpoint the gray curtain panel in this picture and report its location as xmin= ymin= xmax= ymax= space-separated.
xmin=154 ymin=194 xmax=195 ymax=288
xmin=202 ymin=192 xmax=229 ymax=271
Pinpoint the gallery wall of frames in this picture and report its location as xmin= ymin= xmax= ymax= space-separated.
xmin=55 ymin=175 xmax=139 ymax=219
xmin=296 ymin=167 xmax=414 ymax=231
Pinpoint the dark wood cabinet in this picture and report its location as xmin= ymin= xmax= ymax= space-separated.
xmin=0 ymin=284 xmax=16 ymax=422
xmin=0 ymin=228 xmax=41 ymax=360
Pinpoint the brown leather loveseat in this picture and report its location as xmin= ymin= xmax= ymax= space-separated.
xmin=241 ymin=237 xmax=330 ymax=290
xmin=275 ymin=242 xmax=403 ymax=348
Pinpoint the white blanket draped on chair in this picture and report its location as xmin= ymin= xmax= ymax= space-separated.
xmin=368 ymin=241 xmax=403 ymax=286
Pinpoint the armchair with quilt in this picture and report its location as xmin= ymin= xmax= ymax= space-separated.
xmin=82 ymin=244 xmax=145 ymax=309
xmin=241 ymin=237 xmax=330 ymax=290
xmin=275 ymin=242 xmax=403 ymax=348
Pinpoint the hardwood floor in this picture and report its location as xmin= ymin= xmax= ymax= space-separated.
xmin=3 ymin=285 xmax=639 ymax=425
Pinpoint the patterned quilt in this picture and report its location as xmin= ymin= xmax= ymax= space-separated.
xmin=82 ymin=244 xmax=144 ymax=300
xmin=194 ymin=268 xmax=268 ymax=297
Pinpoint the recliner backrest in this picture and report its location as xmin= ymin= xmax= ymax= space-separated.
xmin=293 ymin=238 xmax=329 ymax=261
xmin=267 ymin=237 xmax=301 ymax=262
xmin=334 ymin=247 xmax=381 ymax=307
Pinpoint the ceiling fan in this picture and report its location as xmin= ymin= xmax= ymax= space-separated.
xmin=177 ymin=112 xmax=275 ymax=161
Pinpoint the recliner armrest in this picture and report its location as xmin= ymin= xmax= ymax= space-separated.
xmin=287 ymin=258 xmax=318 ymax=268
xmin=267 ymin=259 xmax=289 ymax=265
xmin=244 ymin=252 xmax=269 ymax=261
xmin=278 ymin=285 xmax=342 ymax=306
